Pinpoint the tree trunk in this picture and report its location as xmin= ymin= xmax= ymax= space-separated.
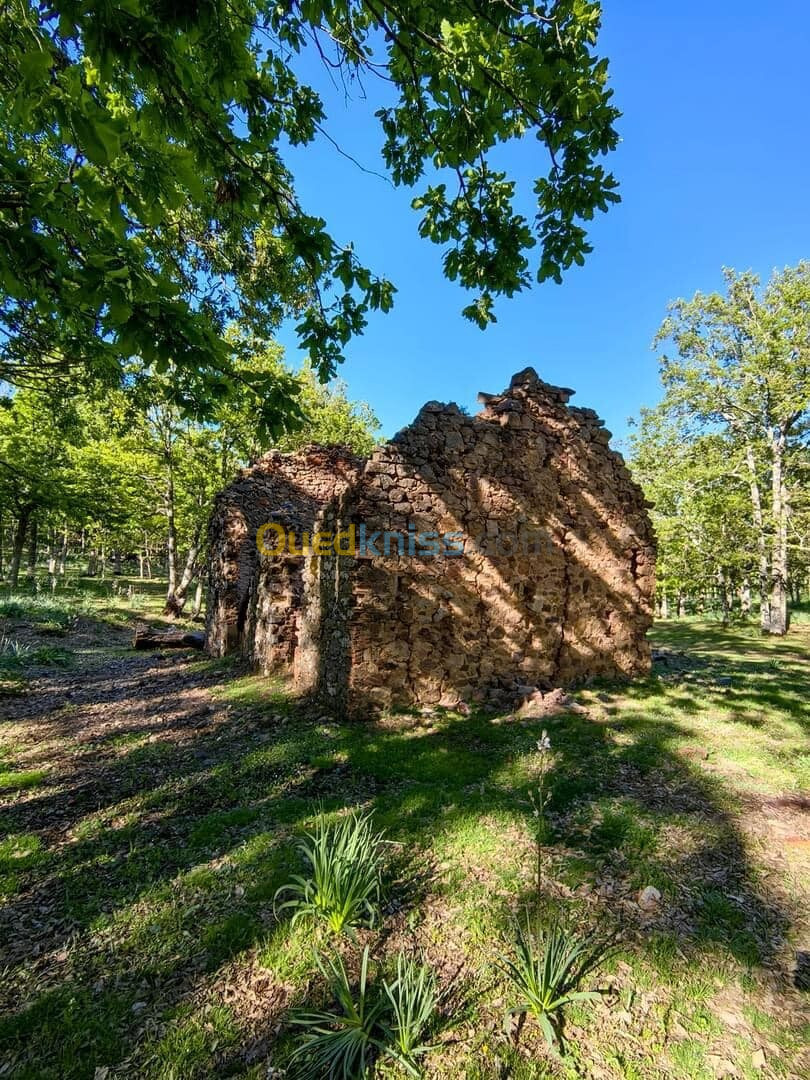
xmin=660 ymin=590 xmax=669 ymax=619
xmin=741 ymin=442 xmax=772 ymax=632
xmin=739 ymin=580 xmax=751 ymax=616
xmin=58 ymin=525 xmax=68 ymax=576
xmin=143 ymin=532 xmax=153 ymax=579
xmin=133 ymin=625 xmax=205 ymax=650
xmin=9 ymin=507 xmax=31 ymax=589
xmin=26 ymin=517 xmax=38 ymax=580
xmin=113 ymin=549 xmax=122 ymax=575
xmin=164 ymin=528 xmax=202 ymax=616
xmin=677 ymin=591 xmax=685 ymax=617
xmin=191 ymin=576 xmax=204 ymax=619
xmin=766 ymin=431 xmax=789 ymax=635
xmin=718 ymin=571 xmax=730 ymax=625
xmin=47 ymin=527 xmax=57 ymax=590
xmin=165 ymin=463 xmax=178 ymax=606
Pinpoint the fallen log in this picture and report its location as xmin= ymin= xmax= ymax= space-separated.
xmin=133 ymin=625 xmax=205 ymax=651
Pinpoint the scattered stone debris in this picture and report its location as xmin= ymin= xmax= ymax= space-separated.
xmin=637 ymin=885 xmax=662 ymax=911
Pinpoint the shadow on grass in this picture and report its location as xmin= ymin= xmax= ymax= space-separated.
xmin=0 ymin=621 xmax=803 ymax=1077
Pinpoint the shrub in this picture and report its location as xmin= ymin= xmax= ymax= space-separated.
xmin=275 ymin=809 xmax=385 ymax=934
xmin=500 ymin=914 xmax=602 ymax=1047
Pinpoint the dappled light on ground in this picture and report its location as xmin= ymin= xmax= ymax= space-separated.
xmin=0 ymin=595 xmax=808 ymax=1077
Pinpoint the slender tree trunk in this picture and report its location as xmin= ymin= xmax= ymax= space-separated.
xmin=113 ymin=549 xmax=122 ymax=575
xmin=767 ymin=432 xmax=789 ymax=635
xmin=0 ymin=510 xmax=4 ymax=580
xmin=739 ymin=580 xmax=751 ymax=616
xmin=677 ymin=591 xmax=685 ymax=617
xmin=47 ymin=527 xmax=57 ymax=590
xmin=165 ymin=467 xmax=178 ymax=605
xmin=164 ymin=528 xmax=202 ymax=616
xmin=660 ymin=590 xmax=669 ymax=619
xmin=742 ymin=443 xmax=773 ymax=633
xmin=191 ymin=576 xmax=204 ymax=619
xmin=9 ymin=507 xmax=31 ymax=590
xmin=718 ymin=571 xmax=730 ymax=625
xmin=100 ymin=544 xmax=106 ymax=580
xmin=26 ymin=517 xmax=38 ymax=580
xmin=58 ymin=524 xmax=68 ymax=576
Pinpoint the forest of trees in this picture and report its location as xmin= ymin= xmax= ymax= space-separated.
xmin=629 ymin=263 xmax=810 ymax=635
xmin=1 ymin=3 xmax=808 ymax=636
xmin=0 ymin=337 xmax=380 ymax=614
xmin=0 ymin=1 xmax=625 ymax=618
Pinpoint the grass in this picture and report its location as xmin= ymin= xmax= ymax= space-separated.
xmin=0 ymin=588 xmax=808 ymax=1077
xmin=274 ymin=807 xmax=386 ymax=934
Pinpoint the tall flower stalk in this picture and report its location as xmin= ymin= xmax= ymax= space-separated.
xmin=528 ymin=730 xmax=554 ymax=904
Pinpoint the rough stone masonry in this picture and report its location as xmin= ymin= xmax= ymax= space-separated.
xmin=206 ymin=368 xmax=656 ymax=714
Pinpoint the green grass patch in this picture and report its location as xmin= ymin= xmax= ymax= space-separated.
xmin=0 ymin=767 xmax=48 ymax=792
xmin=1 ymin=615 xmax=808 ymax=1078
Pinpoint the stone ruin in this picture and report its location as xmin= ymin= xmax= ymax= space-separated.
xmin=206 ymin=368 xmax=656 ymax=714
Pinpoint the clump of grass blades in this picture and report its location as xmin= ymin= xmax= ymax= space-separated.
xmin=275 ymin=809 xmax=385 ymax=934
xmin=381 ymin=952 xmax=438 ymax=1075
xmin=289 ymin=946 xmax=439 ymax=1078
xmin=288 ymin=945 xmax=386 ymax=1077
xmin=0 ymin=635 xmax=31 ymax=669
xmin=0 ymin=595 xmax=78 ymax=625
xmin=500 ymin=914 xmax=603 ymax=1047
xmin=0 ymin=636 xmax=73 ymax=670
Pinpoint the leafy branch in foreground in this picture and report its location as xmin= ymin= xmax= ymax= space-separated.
xmin=2 ymin=1 xmax=620 ymax=423
xmin=275 ymin=809 xmax=386 ymax=935
xmin=500 ymin=914 xmax=604 ymax=1048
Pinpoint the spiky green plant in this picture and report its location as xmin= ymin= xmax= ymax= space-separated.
xmin=275 ymin=809 xmax=385 ymax=934
xmin=500 ymin=915 xmax=602 ymax=1047
xmin=0 ymin=635 xmax=31 ymax=669
xmin=381 ymin=952 xmax=438 ymax=1076
xmin=288 ymin=945 xmax=386 ymax=1078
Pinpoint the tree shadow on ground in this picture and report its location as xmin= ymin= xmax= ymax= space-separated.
xmin=0 ymin=622 xmax=805 ymax=1077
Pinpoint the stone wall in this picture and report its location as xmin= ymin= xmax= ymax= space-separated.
xmin=206 ymin=369 xmax=656 ymax=713
xmin=205 ymin=445 xmax=363 ymax=671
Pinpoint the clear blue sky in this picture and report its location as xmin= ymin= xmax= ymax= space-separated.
xmin=277 ymin=1 xmax=810 ymax=450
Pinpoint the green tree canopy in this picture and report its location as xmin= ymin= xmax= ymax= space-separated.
xmin=0 ymin=338 xmax=380 ymax=609
xmin=635 ymin=262 xmax=810 ymax=634
xmin=1 ymin=1 xmax=619 ymax=433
